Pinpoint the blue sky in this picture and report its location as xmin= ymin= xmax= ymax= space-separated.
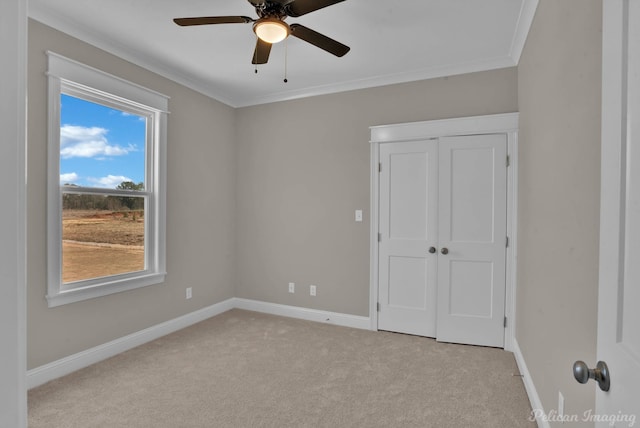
xmin=60 ymin=94 xmax=146 ymax=189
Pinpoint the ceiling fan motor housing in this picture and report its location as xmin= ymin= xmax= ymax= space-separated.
xmin=254 ymin=1 xmax=289 ymax=20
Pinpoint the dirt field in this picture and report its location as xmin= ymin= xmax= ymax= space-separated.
xmin=62 ymin=210 xmax=145 ymax=283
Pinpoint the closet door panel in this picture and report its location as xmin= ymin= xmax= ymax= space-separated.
xmin=436 ymin=134 xmax=507 ymax=347
xmin=378 ymin=140 xmax=438 ymax=337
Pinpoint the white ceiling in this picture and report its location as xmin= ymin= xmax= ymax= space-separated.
xmin=29 ymin=0 xmax=537 ymax=107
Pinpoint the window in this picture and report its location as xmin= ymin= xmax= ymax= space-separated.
xmin=46 ymin=52 xmax=168 ymax=307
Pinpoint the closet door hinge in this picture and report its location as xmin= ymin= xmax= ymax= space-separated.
xmin=378 ymin=233 xmax=382 ymax=242
xmin=377 ymin=302 xmax=381 ymax=312
xmin=378 ymin=162 xmax=382 ymax=172
xmin=504 ymin=316 xmax=508 ymax=328
xmin=506 ymin=155 xmax=511 ymax=167
xmin=506 ymin=236 xmax=510 ymax=248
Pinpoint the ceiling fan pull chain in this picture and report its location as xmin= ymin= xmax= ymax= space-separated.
xmin=254 ymin=35 xmax=259 ymax=74
xmin=283 ymin=37 xmax=288 ymax=83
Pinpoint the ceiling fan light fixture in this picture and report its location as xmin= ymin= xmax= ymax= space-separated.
xmin=254 ymin=18 xmax=289 ymax=44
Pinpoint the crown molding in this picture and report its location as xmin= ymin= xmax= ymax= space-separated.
xmin=233 ymin=56 xmax=517 ymax=107
xmin=509 ymin=0 xmax=539 ymax=64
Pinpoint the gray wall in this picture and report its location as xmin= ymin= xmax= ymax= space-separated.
xmin=27 ymin=20 xmax=237 ymax=369
xmin=235 ymin=70 xmax=518 ymax=316
xmin=516 ymin=0 xmax=602 ymax=424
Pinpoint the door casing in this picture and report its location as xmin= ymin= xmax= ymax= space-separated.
xmin=369 ymin=113 xmax=519 ymax=351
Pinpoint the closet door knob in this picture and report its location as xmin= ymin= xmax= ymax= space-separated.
xmin=573 ymin=360 xmax=610 ymax=392
xmin=441 ymin=248 xmax=449 ymax=255
xmin=429 ymin=247 xmax=436 ymax=254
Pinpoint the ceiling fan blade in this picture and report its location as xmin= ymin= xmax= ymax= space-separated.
xmin=173 ymin=16 xmax=254 ymax=26
xmin=285 ymin=0 xmax=346 ymax=17
xmin=251 ymin=38 xmax=272 ymax=64
xmin=289 ymin=24 xmax=350 ymax=57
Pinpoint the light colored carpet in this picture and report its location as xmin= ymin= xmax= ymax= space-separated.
xmin=29 ymin=309 xmax=535 ymax=427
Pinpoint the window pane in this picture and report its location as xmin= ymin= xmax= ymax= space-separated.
xmin=60 ymin=94 xmax=146 ymax=190
xmin=62 ymin=196 xmax=145 ymax=284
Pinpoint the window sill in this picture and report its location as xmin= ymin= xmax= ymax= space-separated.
xmin=46 ymin=272 xmax=166 ymax=308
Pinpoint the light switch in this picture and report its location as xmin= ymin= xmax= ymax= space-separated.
xmin=355 ymin=210 xmax=363 ymax=222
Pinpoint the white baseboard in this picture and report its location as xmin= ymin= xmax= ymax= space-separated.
xmin=27 ymin=298 xmax=371 ymax=389
xmin=513 ymin=338 xmax=548 ymax=428
xmin=27 ymin=298 xmax=235 ymax=389
xmin=233 ymin=298 xmax=371 ymax=330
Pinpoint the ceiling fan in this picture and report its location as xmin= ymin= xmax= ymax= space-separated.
xmin=173 ymin=0 xmax=350 ymax=65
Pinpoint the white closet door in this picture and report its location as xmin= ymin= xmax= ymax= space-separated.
xmin=378 ymin=140 xmax=438 ymax=337
xmin=436 ymin=134 xmax=507 ymax=347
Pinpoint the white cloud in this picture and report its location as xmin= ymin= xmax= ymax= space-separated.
xmin=88 ymin=175 xmax=133 ymax=189
xmin=60 ymin=172 xmax=79 ymax=184
xmin=121 ymin=111 xmax=145 ymax=122
xmin=60 ymin=125 xmax=136 ymax=159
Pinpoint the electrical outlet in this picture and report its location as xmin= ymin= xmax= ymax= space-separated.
xmin=186 ymin=287 xmax=192 ymax=299
xmin=355 ymin=210 xmax=363 ymax=222
xmin=288 ymin=282 xmax=295 ymax=293
xmin=558 ymin=391 xmax=564 ymax=422
xmin=310 ymin=285 xmax=316 ymax=296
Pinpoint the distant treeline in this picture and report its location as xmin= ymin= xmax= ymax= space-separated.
xmin=62 ymin=181 xmax=144 ymax=211
xmin=62 ymin=193 xmax=144 ymax=211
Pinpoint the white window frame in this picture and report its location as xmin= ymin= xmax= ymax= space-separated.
xmin=46 ymin=51 xmax=169 ymax=307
